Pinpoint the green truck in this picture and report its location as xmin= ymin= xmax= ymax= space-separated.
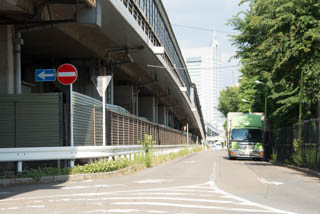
xmin=227 ymin=112 xmax=264 ymax=160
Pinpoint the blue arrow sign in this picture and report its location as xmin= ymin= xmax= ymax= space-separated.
xmin=35 ymin=69 xmax=56 ymax=82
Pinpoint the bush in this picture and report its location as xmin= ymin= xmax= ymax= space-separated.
xmin=18 ymin=158 xmax=130 ymax=180
xmin=139 ymin=134 xmax=156 ymax=167
xmin=292 ymin=139 xmax=304 ymax=167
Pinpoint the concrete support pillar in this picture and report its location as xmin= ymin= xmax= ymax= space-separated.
xmin=154 ymin=98 xmax=159 ymax=123
xmin=158 ymin=105 xmax=168 ymax=126
xmin=107 ymin=77 xmax=114 ymax=104
xmin=0 ymin=25 xmax=14 ymax=95
xmin=138 ymin=96 xmax=157 ymax=122
xmin=168 ymin=111 xmax=174 ymax=128
xmin=134 ymin=88 xmax=140 ymax=116
xmin=114 ymin=84 xmax=134 ymax=113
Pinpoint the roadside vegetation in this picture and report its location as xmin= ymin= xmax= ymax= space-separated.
xmin=13 ymin=135 xmax=202 ymax=181
xmin=218 ymin=0 xmax=320 ymax=167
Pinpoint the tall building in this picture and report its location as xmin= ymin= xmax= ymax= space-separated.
xmin=184 ymin=33 xmax=224 ymax=129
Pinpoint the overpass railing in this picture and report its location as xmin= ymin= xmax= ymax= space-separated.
xmin=120 ymin=0 xmax=191 ymax=95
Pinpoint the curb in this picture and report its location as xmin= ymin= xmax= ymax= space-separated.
xmin=270 ymin=160 xmax=320 ymax=178
xmin=0 ymin=165 xmax=144 ymax=187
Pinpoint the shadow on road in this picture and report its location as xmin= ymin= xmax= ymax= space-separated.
xmin=0 ymin=177 xmax=75 ymax=200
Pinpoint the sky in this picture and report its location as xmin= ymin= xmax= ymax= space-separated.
xmin=162 ymin=0 xmax=248 ymax=88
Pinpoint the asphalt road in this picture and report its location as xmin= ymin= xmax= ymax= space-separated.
xmin=1 ymin=149 xmax=320 ymax=214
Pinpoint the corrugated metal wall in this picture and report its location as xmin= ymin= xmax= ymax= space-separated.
xmin=0 ymin=102 xmax=14 ymax=148
xmin=0 ymin=93 xmax=62 ymax=148
xmin=73 ymin=92 xmax=196 ymax=146
xmin=72 ymin=92 xmax=103 ymax=146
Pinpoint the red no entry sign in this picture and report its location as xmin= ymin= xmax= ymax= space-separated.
xmin=57 ymin=63 xmax=78 ymax=85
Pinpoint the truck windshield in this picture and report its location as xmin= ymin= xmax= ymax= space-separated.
xmin=231 ymin=129 xmax=262 ymax=141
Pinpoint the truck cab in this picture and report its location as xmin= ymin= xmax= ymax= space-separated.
xmin=227 ymin=112 xmax=264 ymax=160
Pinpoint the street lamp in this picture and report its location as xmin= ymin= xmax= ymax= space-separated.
xmin=241 ymin=98 xmax=251 ymax=112
xmin=298 ymin=70 xmax=304 ymax=141
xmin=255 ymin=80 xmax=267 ymax=132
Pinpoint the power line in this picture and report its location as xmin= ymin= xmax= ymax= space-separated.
xmin=172 ymin=24 xmax=235 ymax=34
xmin=147 ymin=64 xmax=241 ymax=70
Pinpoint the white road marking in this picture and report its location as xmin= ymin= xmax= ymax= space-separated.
xmin=3 ymin=207 xmax=18 ymax=210
xmin=60 ymin=186 xmax=89 ymax=190
xmin=258 ymin=178 xmax=284 ymax=186
xmin=44 ymin=196 xmax=233 ymax=205
xmin=146 ymin=211 xmax=167 ymax=214
xmin=88 ymin=209 xmax=167 ymax=214
xmin=0 ymin=180 xmax=294 ymax=214
xmin=26 ymin=205 xmax=45 ymax=208
xmin=99 ymin=197 xmax=234 ymax=204
xmin=184 ymin=161 xmax=195 ymax=164
xmin=208 ymin=181 xmax=295 ymax=214
xmin=90 ymin=203 xmax=103 ymax=206
xmin=88 ymin=209 xmax=139 ymax=213
xmin=112 ymin=202 xmax=275 ymax=213
xmin=135 ymin=179 xmax=172 ymax=184
xmin=128 ymin=192 xmax=194 ymax=196
xmin=60 ymin=184 xmax=126 ymax=190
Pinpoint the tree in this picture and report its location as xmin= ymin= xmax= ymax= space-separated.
xmin=218 ymin=86 xmax=241 ymax=117
xmin=229 ymin=0 xmax=320 ymax=129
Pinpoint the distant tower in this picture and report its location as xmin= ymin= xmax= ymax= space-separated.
xmin=184 ymin=26 xmax=224 ymax=129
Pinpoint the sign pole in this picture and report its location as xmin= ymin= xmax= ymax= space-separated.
xmin=94 ymin=76 xmax=112 ymax=147
xmin=56 ymin=63 xmax=78 ymax=168
xmin=70 ymin=84 xmax=75 ymax=168
xmin=187 ymin=123 xmax=189 ymax=145
xmin=102 ymin=80 xmax=106 ymax=146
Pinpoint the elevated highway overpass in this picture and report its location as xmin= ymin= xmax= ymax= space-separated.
xmin=0 ymin=0 xmax=206 ymax=156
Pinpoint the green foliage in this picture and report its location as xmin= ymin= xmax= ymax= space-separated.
xmin=292 ymin=139 xmax=304 ymax=167
xmin=218 ymin=86 xmax=242 ymax=117
xmin=17 ymin=167 xmax=71 ymax=181
xmin=229 ymin=0 xmax=320 ymax=129
xmin=139 ymin=134 xmax=156 ymax=167
xmin=272 ymin=152 xmax=277 ymax=162
xmin=70 ymin=158 xmax=129 ymax=174
xmin=17 ymin=159 xmax=130 ymax=180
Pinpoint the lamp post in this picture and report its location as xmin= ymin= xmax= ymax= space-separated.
xmin=241 ymin=98 xmax=251 ymax=112
xmin=255 ymin=80 xmax=267 ymax=132
xmin=298 ymin=70 xmax=304 ymax=141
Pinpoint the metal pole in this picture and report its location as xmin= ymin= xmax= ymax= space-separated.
xmin=70 ymin=84 xmax=74 ymax=147
xmin=298 ymin=70 xmax=304 ymax=141
xmin=187 ymin=123 xmax=189 ymax=145
xmin=17 ymin=161 xmax=22 ymax=173
xmin=264 ymin=96 xmax=267 ymax=132
xmin=103 ymin=81 xmax=106 ymax=146
xmin=14 ymin=30 xmax=21 ymax=95
xmin=70 ymin=84 xmax=75 ymax=168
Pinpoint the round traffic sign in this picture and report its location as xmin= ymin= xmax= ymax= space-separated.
xmin=56 ymin=63 xmax=78 ymax=85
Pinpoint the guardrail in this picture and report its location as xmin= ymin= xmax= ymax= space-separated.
xmin=0 ymin=145 xmax=195 ymax=162
xmin=0 ymin=144 xmax=196 ymax=172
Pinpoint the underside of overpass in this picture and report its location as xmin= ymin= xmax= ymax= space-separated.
xmin=0 ymin=0 xmax=206 ymax=143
